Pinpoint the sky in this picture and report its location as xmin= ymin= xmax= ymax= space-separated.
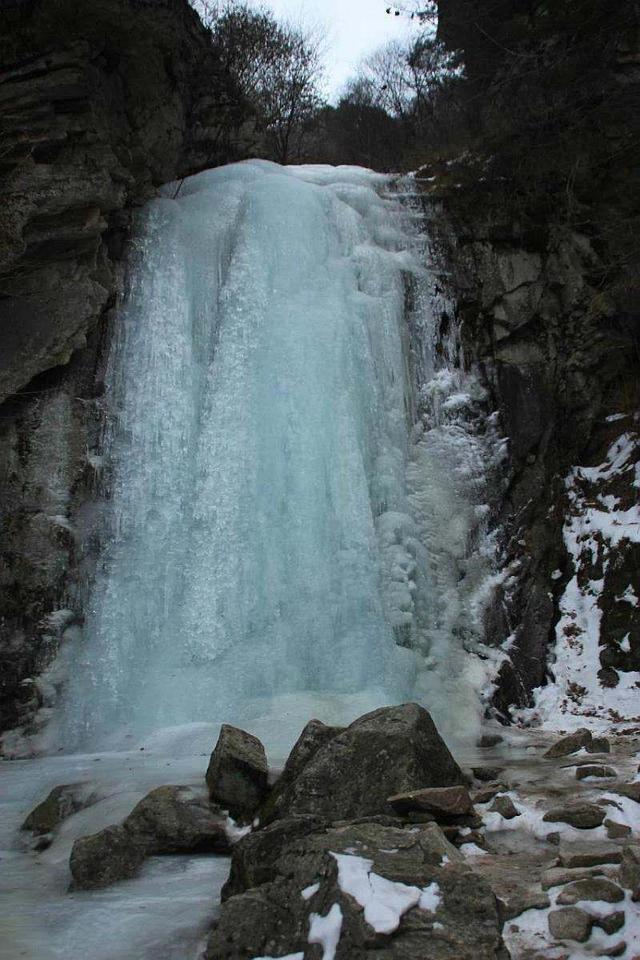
xmin=262 ymin=0 xmax=417 ymax=100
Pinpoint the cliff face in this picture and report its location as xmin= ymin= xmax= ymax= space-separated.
xmin=0 ymin=0 xmax=259 ymax=735
xmin=427 ymin=0 xmax=640 ymax=722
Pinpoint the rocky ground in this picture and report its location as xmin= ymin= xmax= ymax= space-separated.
xmin=7 ymin=706 xmax=639 ymax=960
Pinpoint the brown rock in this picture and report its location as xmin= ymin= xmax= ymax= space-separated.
xmin=620 ymin=845 xmax=640 ymax=892
xmin=544 ymin=728 xmax=592 ymax=758
xmin=613 ymin=783 xmax=640 ymax=803
xmin=595 ymin=911 xmax=625 ymax=935
xmin=472 ymin=782 xmax=509 ymax=804
xmin=575 ymin=765 xmax=616 ymax=780
xmin=472 ymin=766 xmax=505 ymax=783
xmin=605 ymin=819 xmax=632 ymax=839
xmin=22 ymin=782 xmax=98 ymax=834
xmin=388 ymin=785 xmax=473 ymax=817
xmin=586 ymin=737 xmax=611 ymax=754
xmin=488 ymin=794 xmax=520 ymax=820
xmin=598 ymin=943 xmax=626 ymax=958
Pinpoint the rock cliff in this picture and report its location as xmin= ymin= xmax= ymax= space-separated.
xmin=0 ymin=0 xmax=258 ymax=734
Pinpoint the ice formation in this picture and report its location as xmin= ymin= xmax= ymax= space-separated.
xmin=50 ymin=161 xmax=499 ymax=754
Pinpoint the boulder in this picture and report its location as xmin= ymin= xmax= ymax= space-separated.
xmin=556 ymin=878 xmax=624 ymax=905
xmin=543 ymin=802 xmax=606 ymax=830
xmin=70 ymin=825 xmax=147 ymax=890
xmin=541 ymin=867 xmax=604 ymax=890
xmin=208 ymin=819 xmax=506 ymax=960
xmin=548 ymin=907 xmax=593 ymax=942
xmin=488 ymin=795 xmax=519 ymax=820
xmin=586 ymin=737 xmax=611 ymax=754
xmin=124 ymin=785 xmax=231 ymax=854
xmin=259 ymin=719 xmax=343 ymax=824
xmin=498 ymin=891 xmax=550 ymax=920
xmin=544 ymin=729 xmax=592 ymax=759
xmin=266 ymin=704 xmax=465 ymax=822
xmin=388 ymin=786 xmax=473 ymax=818
xmin=69 ymin=784 xmax=231 ymax=889
xmin=472 ymin=766 xmax=505 ymax=783
xmin=206 ymin=724 xmax=269 ymax=820
xmin=22 ymin=782 xmax=98 ymax=834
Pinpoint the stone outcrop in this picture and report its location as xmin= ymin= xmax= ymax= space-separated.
xmin=0 ymin=0 xmax=259 ymax=739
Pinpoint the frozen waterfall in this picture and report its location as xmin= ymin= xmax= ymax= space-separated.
xmin=54 ymin=161 xmax=498 ymax=756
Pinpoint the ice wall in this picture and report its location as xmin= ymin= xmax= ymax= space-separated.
xmin=55 ymin=161 xmax=499 ymax=754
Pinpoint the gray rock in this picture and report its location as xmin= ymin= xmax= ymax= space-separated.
xmin=543 ymin=802 xmax=606 ymax=830
xmin=22 ymin=782 xmax=98 ymax=834
xmin=478 ymin=734 xmax=504 ymax=748
xmin=206 ymin=724 xmax=268 ymax=820
xmin=575 ymin=765 xmax=616 ymax=780
xmin=598 ymin=943 xmax=627 ymax=957
xmin=559 ymin=844 xmax=623 ymax=868
xmin=586 ymin=737 xmax=611 ymax=754
xmin=548 ymin=907 xmax=593 ymax=942
xmin=488 ymin=795 xmax=519 ymax=820
xmin=544 ymin=729 xmax=592 ymax=758
xmin=388 ymin=785 xmax=473 ymax=817
xmin=124 ymin=785 xmax=231 ymax=854
xmin=268 ymin=704 xmax=465 ymax=822
xmin=209 ymin=820 xmax=505 ymax=960
xmin=595 ymin=911 xmax=625 ymax=935
xmin=69 ymin=825 xmax=147 ymax=890
xmin=259 ymin=719 xmax=342 ymax=824
xmin=69 ymin=784 xmax=231 ymax=888
xmin=556 ymin=878 xmax=625 ymax=905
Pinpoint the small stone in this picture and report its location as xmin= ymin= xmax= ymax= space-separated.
xmin=559 ymin=844 xmax=623 ymax=868
xmin=543 ymin=802 xmax=606 ymax=830
xmin=489 ymin=795 xmax=520 ymax=820
xmin=586 ymin=737 xmax=611 ymax=754
xmin=595 ymin=911 xmax=625 ymax=935
xmin=556 ymin=877 xmax=624 ymax=905
xmin=472 ymin=782 xmax=509 ymax=804
xmin=478 ymin=733 xmax=504 ymax=748
xmin=575 ymin=765 xmax=616 ymax=780
xmin=403 ymin=811 xmax=437 ymax=823
xmin=614 ymin=783 xmax=640 ymax=803
xmin=546 ymin=832 xmax=561 ymax=845
xmin=606 ymin=819 xmax=632 ymax=839
xmin=598 ymin=942 xmax=626 ymax=958
xmin=206 ymin=724 xmax=268 ymax=820
xmin=544 ymin=728 xmax=592 ymax=759
xmin=472 ymin=766 xmax=505 ymax=782
xmin=548 ymin=906 xmax=593 ymax=942
xmin=388 ymin=784 xmax=473 ymax=817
